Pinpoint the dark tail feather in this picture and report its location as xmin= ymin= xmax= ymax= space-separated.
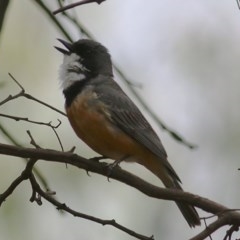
xmin=173 ymin=181 xmax=200 ymax=228
xmin=143 ymin=159 xmax=201 ymax=227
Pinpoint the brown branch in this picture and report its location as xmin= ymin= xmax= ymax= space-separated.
xmin=0 ymin=159 xmax=36 ymax=206
xmin=49 ymin=119 xmax=64 ymax=151
xmin=223 ymin=225 xmax=239 ymax=240
xmin=53 ymin=0 xmax=106 ymax=15
xmin=190 ymin=213 xmax=240 ymax=240
xmin=29 ymin=174 xmax=152 ymax=240
xmin=1 ymin=142 xmax=240 ymax=239
xmin=26 ymin=130 xmax=41 ymax=149
xmin=33 ymin=0 xmax=72 ymax=42
xmin=0 ymin=73 xmax=66 ymax=116
xmin=0 ymin=142 xmax=230 ymax=213
xmin=0 ymin=152 xmax=152 ymax=240
xmin=0 ymin=122 xmax=50 ymax=190
xmin=0 ymin=113 xmax=64 ymax=150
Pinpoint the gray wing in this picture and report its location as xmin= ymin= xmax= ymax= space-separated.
xmin=95 ymin=78 xmax=180 ymax=182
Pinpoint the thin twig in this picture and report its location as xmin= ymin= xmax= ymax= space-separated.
xmin=29 ymin=173 xmax=152 ymax=240
xmin=0 ymin=152 xmax=154 ymax=240
xmin=53 ymin=0 xmax=106 ymax=15
xmin=189 ymin=213 xmax=240 ymax=240
xmin=223 ymin=225 xmax=239 ymax=240
xmin=202 ymin=218 xmax=213 ymax=240
xmin=0 ymin=122 xmax=50 ymax=190
xmin=26 ymin=130 xmax=41 ymax=149
xmin=237 ymin=0 xmax=240 ymax=10
xmin=33 ymin=0 xmax=72 ymax=41
xmin=0 ymin=113 xmax=61 ymax=128
xmin=0 ymin=159 xmax=36 ymax=206
xmin=0 ymin=113 xmax=63 ymax=150
xmin=0 ymin=73 xmax=66 ymax=116
xmin=0 ymin=142 xmax=230 ymax=213
xmin=0 ymin=0 xmax=10 ymax=35
xmin=2 ymin=143 xmax=240 ymax=239
xmin=50 ymin=119 xmax=64 ymax=151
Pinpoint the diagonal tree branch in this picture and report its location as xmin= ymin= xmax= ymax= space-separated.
xmin=0 ymin=0 xmax=10 ymax=36
xmin=0 ymin=158 xmax=37 ymax=206
xmin=0 ymin=122 xmax=50 ymax=190
xmin=29 ymin=173 xmax=153 ymax=240
xmin=53 ymin=0 xmax=106 ymax=15
xmin=1 ymin=143 xmax=240 ymax=239
xmin=190 ymin=214 xmax=240 ymax=240
xmin=0 ymin=142 xmax=230 ymax=213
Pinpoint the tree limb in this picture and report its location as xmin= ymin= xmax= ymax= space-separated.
xmin=53 ymin=0 xmax=106 ymax=15
xmin=1 ymin=143 xmax=240 ymax=239
xmin=0 ymin=142 xmax=231 ymax=213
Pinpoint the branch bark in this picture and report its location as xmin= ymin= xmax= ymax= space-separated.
xmin=1 ymin=142 xmax=240 ymax=239
xmin=0 ymin=142 xmax=231 ymax=213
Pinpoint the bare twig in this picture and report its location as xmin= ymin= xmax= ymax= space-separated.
xmin=0 ymin=142 xmax=231 ymax=213
xmin=0 ymin=159 xmax=36 ymax=206
xmin=0 ymin=73 xmax=66 ymax=116
xmin=26 ymin=130 xmax=41 ymax=149
xmin=0 ymin=122 xmax=50 ymax=190
xmin=190 ymin=213 xmax=240 ymax=240
xmin=2 ymin=143 xmax=240 ymax=239
xmin=0 ymin=0 xmax=10 ymax=35
xmin=0 ymin=112 xmax=63 ymax=150
xmin=223 ymin=225 xmax=239 ymax=240
xmin=33 ymin=0 xmax=72 ymax=41
xmin=0 ymin=113 xmax=61 ymax=128
xmin=237 ymin=0 xmax=240 ymax=10
xmin=0 ymin=152 xmax=153 ymax=240
xmin=29 ymin=174 xmax=152 ymax=240
xmin=49 ymin=119 xmax=64 ymax=151
xmin=53 ymin=0 xmax=106 ymax=15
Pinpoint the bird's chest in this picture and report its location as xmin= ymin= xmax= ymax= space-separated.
xmin=65 ymin=90 xmax=141 ymax=160
xmin=65 ymin=90 xmax=116 ymax=154
xmin=66 ymin=90 xmax=107 ymax=136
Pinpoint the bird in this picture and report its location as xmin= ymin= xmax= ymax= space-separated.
xmin=55 ymin=38 xmax=201 ymax=227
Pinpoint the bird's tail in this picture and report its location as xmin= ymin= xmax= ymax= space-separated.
xmin=143 ymin=158 xmax=201 ymax=228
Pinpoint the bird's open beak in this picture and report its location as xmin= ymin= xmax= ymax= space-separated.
xmin=54 ymin=39 xmax=73 ymax=55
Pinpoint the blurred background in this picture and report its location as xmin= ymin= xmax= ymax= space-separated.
xmin=0 ymin=0 xmax=240 ymax=239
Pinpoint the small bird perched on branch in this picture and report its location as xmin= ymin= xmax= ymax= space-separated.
xmin=55 ymin=38 xmax=200 ymax=227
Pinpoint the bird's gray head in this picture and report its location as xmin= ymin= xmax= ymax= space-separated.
xmin=55 ymin=39 xmax=113 ymax=90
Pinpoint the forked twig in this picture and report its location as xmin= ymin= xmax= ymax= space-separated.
xmin=53 ymin=0 xmax=106 ymax=15
xmin=0 ymin=73 xmax=66 ymax=116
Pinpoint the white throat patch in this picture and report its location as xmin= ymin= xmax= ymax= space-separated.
xmin=59 ymin=53 xmax=88 ymax=90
